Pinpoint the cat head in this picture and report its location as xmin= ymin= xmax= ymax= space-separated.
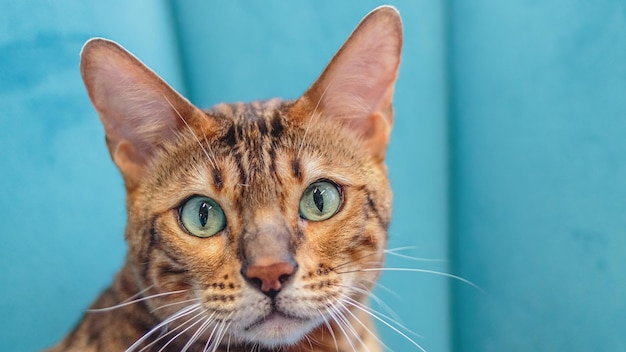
xmin=81 ymin=6 xmax=401 ymax=349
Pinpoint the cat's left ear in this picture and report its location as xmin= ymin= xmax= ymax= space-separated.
xmin=80 ymin=38 xmax=211 ymax=191
xmin=292 ymin=6 xmax=402 ymax=161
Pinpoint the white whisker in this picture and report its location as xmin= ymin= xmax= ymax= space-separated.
xmin=330 ymin=251 xmax=380 ymax=272
xmin=384 ymin=246 xmax=418 ymax=253
xmin=162 ymin=94 xmax=217 ymax=169
xmin=367 ymin=278 xmax=403 ymax=303
xmin=339 ymin=267 xmax=484 ymax=293
xmin=384 ymin=247 xmax=446 ymax=263
xmin=225 ymin=330 xmax=233 ymax=352
xmin=182 ymin=313 xmax=214 ymax=352
xmin=138 ymin=308 xmax=205 ymax=352
xmin=341 ymin=299 xmax=391 ymax=352
xmin=297 ymin=82 xmax=332 ymax=159
xmin=198 ymin=312 xmax=233 ymax=352
xmin=304 ymin=334 xmax=315 ymax=351
xmin=342 ymin=297 xmax=427 ymax=352
xmin=203 ymin=134 xmax=219 ymax=168
xmin=337 ymin=282 xmax=404 ymax=329
xmin=340 ymin=292 xmax=422 ymax=341
xmin=202 ymin=320 xmax=220 ymax=352
xmin=209 ymin=321 xmax=226 ymax=352
xmin=119 ymin=285 xmax=154 ymax=304
xmin=125 ymin=304 xmax=201 ymax=352
xmin=157 ymin=309 xmax=207 ymax=352
xmin=325 ymin=305 xmax=357 ymax=352
xmin=318 ymin=309 xmax=340 ymax=352
xmin=334 ymin=302 xmax=369 ymax=352
xmin=151 ymin=297 xmax=202 ymax=313
xmin=89 ymin=289 xmax=190 ymax=313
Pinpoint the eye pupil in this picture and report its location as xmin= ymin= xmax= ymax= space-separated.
xmin=299 ymin=181 xmax=341 ymax=222
xmin=313 ymin=187 xmax=324 ymax=212
xmin=199 ymin=202 xmax=209 ymax=227
xmin=180 ymin=196 xmax=225 ymax=238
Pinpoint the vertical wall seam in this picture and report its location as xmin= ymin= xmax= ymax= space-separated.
xmin=442 ymin=0 xmax=460 ymax=351
xmin=166 ymin=0 xmax=192 ymax=99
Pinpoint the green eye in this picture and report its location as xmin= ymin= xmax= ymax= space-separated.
xmin=179 ymin=196 xmax=226 ymax=238
xmin=299 ymin=181 xmax=342 ymax=221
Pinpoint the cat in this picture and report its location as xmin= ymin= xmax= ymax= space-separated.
xmin=49 ymin=5 xmax=402 ymax=352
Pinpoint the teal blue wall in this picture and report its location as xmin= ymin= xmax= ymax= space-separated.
xmin=1 ymin=1 xmax=624 ymax=351
xmin=170 ymin=2 xmax=450 ymax=351
xmin=449 ymin=1 xmax=626 ymax=350
xmin=0 ymin=1 xmax=185 ymax=351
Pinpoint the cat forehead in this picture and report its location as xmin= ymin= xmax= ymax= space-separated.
xmin=150 ymin=102 xmax=363 ymax=199
xmin=206 ymin=99 xmax=289 ymax=124
xmin=203 ymin=99 xmax=295 ymax=144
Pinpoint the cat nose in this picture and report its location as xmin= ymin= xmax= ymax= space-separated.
xmin=242 ymin=258 xmax=297 ymax=298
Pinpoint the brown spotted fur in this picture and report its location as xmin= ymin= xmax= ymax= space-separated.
xmin=49 ymin=6 xmax=402 ymax=352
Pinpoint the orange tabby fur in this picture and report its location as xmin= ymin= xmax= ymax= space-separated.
xmin=49 ymin=6 xmax=402 ymax=352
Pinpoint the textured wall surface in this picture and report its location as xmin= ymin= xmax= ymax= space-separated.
xmin=0 ymin=1 xmax=448 ymax=351
xmin=0 ymin=1 xmax=185 ymax=350
xmin=170 ymin=2 xmax=451 ymax=351
xmin=1 ymin=1 xmax=624 ymax=351
xmin=449 ymin=1 xmax=626 ymax=351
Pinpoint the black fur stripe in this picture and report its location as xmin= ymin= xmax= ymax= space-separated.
xmin=291 ymin=158 xmax=303 ymax=181
xmin=142 ymin=220 xmax=159 ymax=280
xmin=257 ymin=116 xmax=269 ymax=135
xmin=221 ymin=124 xmax=237 ymax=147
xmin=212 ymin=166 xmax=224 ymax=191
xmin=234 ymin=151 xmax=248 ymax=186
xmin=365 ymin=189 xmax=390 ymax=231
xmin=270 ymin=111 xmax=285 ymax=138
xmin=143 ymin=217 xmax=187 ymax=281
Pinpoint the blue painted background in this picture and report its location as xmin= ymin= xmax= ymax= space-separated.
xmin=449 ymin=1 xmax=626 ymax=350
xmin=1 ymin=1 xmax=624 ymax=351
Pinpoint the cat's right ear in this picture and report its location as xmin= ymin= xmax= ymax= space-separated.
xmin=80 ymin=39 xmax=207 ymax=191
xmin=292 ymin=6 xmax=402 ymax=162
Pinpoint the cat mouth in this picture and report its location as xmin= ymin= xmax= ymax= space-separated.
xmin=244 ymin=310 xmax=308 ymax=331
xmin=237 ymin=309 xmax=319 ymax=347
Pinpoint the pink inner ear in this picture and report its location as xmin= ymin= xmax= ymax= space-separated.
xmin=293 ymin=7 xmax=402 ymax=161
xmin=85 ymin=56 xmax=180 ymax=155
xmin=80 ymin=39 xmax=199 ymax=189
xmin=315 ymin=9 xmax=401 ymax=123
xmin=320 ymin=39 xmax=400 ymax=123
xmin=105 ymin=84 xmax=179 ymax=154
xmin=81 ymin=39 xmax=194 ymax=158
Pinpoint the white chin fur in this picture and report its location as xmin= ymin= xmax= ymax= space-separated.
xmin=237 ymin=315 xmax=321 ymax=348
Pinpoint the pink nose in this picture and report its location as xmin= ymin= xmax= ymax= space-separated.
xmin=242 ymin=260 xmax=297 ymax=298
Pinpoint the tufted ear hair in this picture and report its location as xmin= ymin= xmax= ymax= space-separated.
xmin=292 ymin=6 xmax=403 ymax=161
xmin=80 ymin=38 xmax=210 ymax=191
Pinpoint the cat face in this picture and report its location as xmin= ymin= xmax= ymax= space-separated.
xmin=80 ymin=6 xmax=401 ymax=349
xmin=126 ymin=99 xmax=393 ymax=347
